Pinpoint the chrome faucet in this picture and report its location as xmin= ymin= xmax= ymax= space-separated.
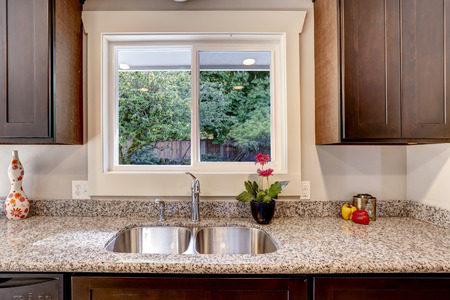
xmin=155 ymin=198 xmax=166 ymax=222
xmin=185 ymin=172 xmax=200 ymax=222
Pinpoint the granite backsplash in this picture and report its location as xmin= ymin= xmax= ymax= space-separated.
xmin=0 ymin=198 xmax=449 ymax=229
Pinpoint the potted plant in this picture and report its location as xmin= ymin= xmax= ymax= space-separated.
xmin=236 ymin=153 xmax=289 ymax=224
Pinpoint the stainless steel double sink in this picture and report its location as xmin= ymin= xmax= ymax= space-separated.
xmin=105 ymin=226 xmax=278 ymax=255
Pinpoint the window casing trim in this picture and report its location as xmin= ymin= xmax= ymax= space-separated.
xmin=84 ymin=10 xmax=306 ymax=197
xmin=103 ymin=35 xmax=287 ymax=174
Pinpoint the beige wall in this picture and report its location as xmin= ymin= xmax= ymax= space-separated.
xmin=407 ymin=144 xmax=450 ymax=210
xmin=0 ymin=145 xmax=87 ymax=199
xmin=1 ymin=0 xmax=411 ymax=203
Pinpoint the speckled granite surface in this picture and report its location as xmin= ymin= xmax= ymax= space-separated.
xmin=0 ymin=198 xmax=448 ymax=228
xmin=0 ymin=215 xmax=448 ymax=274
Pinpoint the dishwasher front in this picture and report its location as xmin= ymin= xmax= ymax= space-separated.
xmin=0 ymin=273 xmax=63 ymax=300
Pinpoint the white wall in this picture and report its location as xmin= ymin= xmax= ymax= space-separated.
xmin=0 ymin=0 xmax=409 ymax=202
xmin=407 ymin=144 xmax=450 ymax=210
xmin=0 ymin=146 xmax=87 ymax=199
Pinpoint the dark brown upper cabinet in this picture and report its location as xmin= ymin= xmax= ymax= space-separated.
xmin=315 ymin=0 xmax=450 ymax=144
xmin=0 ymin=0 xmax=83 ymax=144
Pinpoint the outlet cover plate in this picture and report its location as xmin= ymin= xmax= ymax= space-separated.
xmin=300 ymin=181 xmax=310 ymax=200
xmin=72 ymin=180 xmax=89 ymax=199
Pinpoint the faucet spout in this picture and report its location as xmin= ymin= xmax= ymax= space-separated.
xmin=185 ymin=172 xmax=200 ymax=222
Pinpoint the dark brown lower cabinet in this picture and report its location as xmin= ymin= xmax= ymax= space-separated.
xmin=314 ymin=277 xmax=450 ymax=300
xmin=71 ymin=276 xmax=308 ymax=300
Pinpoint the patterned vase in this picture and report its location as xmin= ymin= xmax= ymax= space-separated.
xmin=4 ymin=150 xmax=30 ymax=220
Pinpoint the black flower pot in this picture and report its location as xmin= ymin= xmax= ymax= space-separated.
xmin=250 ymin=200 xmax=276 ymax=224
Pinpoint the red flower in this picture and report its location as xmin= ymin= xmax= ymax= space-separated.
xmin=258 ymin=168 xmax=274 ymax=177
xmin=10 ymin=208 xmax=22 ymax=217
xmin=12 ymin=165 xmax=18 ymax=170
xmin=254 ymin=153 xmax=271 ymax=165
xmin=19 ymin=197 xmax=25 ymax=202
xmin=17 ymin=176 xmax=23 ymax=181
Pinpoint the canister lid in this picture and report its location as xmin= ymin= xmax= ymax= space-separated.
xmin=354 ymin=193 xmax=373 ymax=198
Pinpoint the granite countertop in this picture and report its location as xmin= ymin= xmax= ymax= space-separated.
xmin=0 ymin=215 xmax=449 ymax=274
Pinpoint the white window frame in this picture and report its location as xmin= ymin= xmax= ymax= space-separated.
xmin=106 ymin=36 xmax=286 ymax=174
xmin=83 ymin=11 xmax=306 ymax=197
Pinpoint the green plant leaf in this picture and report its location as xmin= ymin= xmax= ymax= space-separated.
xmin=263 ymin=195 xmax=273 ymax=203
xmin=252 ymin=181 xmax=259 ymax=192
xmin=244 ymin=181 xmax=258 ymax=197
xmin=256 ymin=191 xmax=266 ymax=202
xmin=268 ymin=182 xmax=282 ymax=198
xmin=244 ymin=181 xmax=252 ymax=193
xmin=236 ymin=191 xmax=254 ymax=203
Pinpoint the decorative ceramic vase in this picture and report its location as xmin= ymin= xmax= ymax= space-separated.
xmin=250 ymin=200 xmax=275 ymax=224
xmin=4 ymin=150 xmax=30 ymax=220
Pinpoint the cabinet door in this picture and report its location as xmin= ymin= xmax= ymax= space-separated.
xmin=342 ymin=0 xmax=401 ymax=140
xmin=72 ymin=277 xmax=206 ymax=300
xmin=314 ymin=277 xmax=450 ymax=300
xmin=402 ymin=0 xmax=450 ymax=139
xmin=0 ymin=0 xmax=51 ymax=139
xmin=72 ymin=277 xmax=308 ymax=300
xmin=208 ymin=278 xmax=307 ymax=300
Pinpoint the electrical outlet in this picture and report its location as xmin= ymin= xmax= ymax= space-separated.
xmin=300 ymin=181 xmax=310 ymax=200
xmin=72 ymin=180 xmax=89 ymax=199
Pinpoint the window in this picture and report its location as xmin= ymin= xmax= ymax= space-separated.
xmin=85 ymin=11 xmax=305 ymax=196
xmin=117 ymin=48 xmax=272 ymax=166
xmin=198 ymin=51 xmax=272 ymax=163
xmin=117 ymin=48 xmax=192 ymax=166
xmin=107 ymin=35 xmax=286 ymax=173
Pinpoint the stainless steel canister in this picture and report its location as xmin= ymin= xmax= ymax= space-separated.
xmin=353 ymin=193 xmax=377 ymax=221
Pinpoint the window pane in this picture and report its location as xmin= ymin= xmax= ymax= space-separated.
xmin=117 ymin=49 xmax=191 ymax=165
xmin=198 ymin=51 xmax=271 ymax=162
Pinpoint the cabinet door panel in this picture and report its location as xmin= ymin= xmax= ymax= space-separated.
xmin=92 ymin=288 xmax=205 ymax=300
xmin=332 ymin=290 xmax=362 ymax=300
xmin=402 ymin=0 xmax=450 ymax=138
xmin=72 ymin=277 xmax=308 ymax=300
xmin=314 ymin=277 xmax=450 ymax=300
xmin=0 ymin=0 xmax=50 ymax=138
xmin=210 ymin=290 xmax=288 ymax=300
xmin=342 ymin=0 xmax=401 ymax=140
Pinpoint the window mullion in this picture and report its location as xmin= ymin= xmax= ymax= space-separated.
xmin=191 ymin=46 xmax=200 ymax=166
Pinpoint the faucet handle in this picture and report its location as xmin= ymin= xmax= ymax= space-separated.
xmin=155 ymin=198 xmax=166 ymax=222
xmin=186 ymin=172 xmax=200 ymax=193
xmin=185 ymin=172 xmax=197 ymax=180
